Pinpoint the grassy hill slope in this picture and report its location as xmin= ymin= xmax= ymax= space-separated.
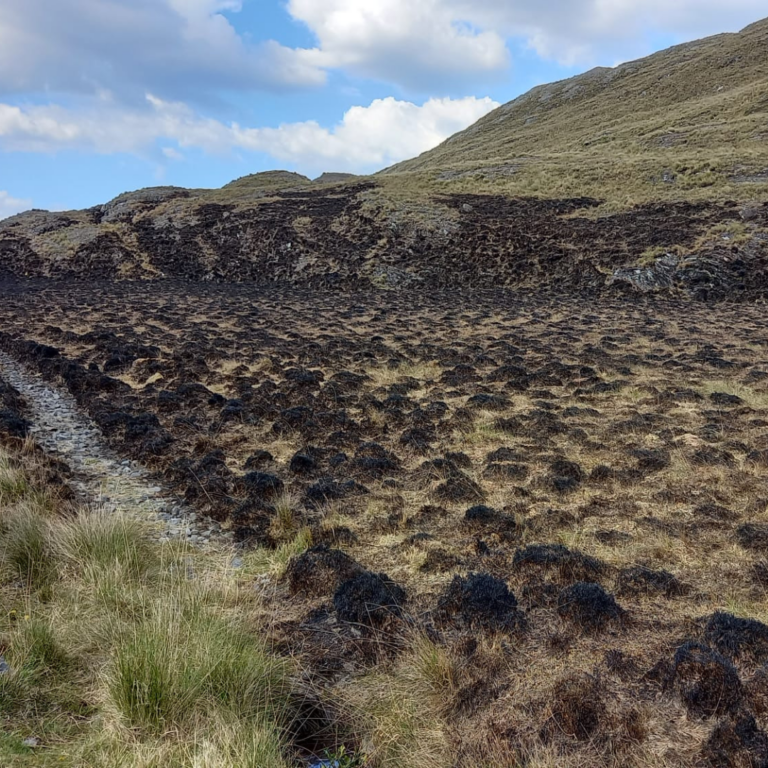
xmin=384 ymin=18 xmax=768 ymax=206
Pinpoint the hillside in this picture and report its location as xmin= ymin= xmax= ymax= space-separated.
xmin=0 ymin=20 xmax=767 ymax=299
xmin=386 ymin=18 xmax=768 ymax=205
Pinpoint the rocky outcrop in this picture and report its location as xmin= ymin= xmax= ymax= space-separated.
xmin=609 ymin=237 xmax=768 ymax=301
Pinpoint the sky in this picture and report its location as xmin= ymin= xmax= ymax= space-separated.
xmin=0 ymin=1 xmax=766 ymax=217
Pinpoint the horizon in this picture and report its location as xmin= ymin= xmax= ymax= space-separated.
xmin=0 ymin=1 xmax=766 ymax=217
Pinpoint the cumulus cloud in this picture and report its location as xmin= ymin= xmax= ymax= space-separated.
xmin=0 ymin=191 xmax=33 ymax=220
xmin=458 ymin=0 xmax=768 ymax=64
xmin=0 ymin=0 xmax=324 ymax=101
xmin=288 ymin=0 xmax=768 ymax=79
xmin=2 ymin=0 xmax=764 ymax=101
xmin=233 ymin=96 xmax=499 ymax=171
xmin=0 ymin=95 xmax=499 ymax=174
xmin=288 ymin=0 xmax=509 ymax=90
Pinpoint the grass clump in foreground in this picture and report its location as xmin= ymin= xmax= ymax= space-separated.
xmin=109 ymin=595 xmax=292 ymax=735
xmin=0 ymin=441 xmax=461 ymax=767
xmin=0 ymin=445 xmax=300 ymax=767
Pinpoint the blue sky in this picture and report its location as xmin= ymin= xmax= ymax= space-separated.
xmin=0 ymin=0 xmax=765 ymax=217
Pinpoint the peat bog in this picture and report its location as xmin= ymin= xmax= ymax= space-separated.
xmin=2 ymin=279 xmax=768 ymax=765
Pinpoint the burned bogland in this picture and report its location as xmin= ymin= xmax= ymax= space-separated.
xmin=3 ymin=280 xmax=768 ymax=765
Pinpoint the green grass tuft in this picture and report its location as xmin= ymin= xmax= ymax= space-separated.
xmin=108 ymin=594 xmax=293 ymax=734
xmin=0 ymin=507 xmax=57 ymax=590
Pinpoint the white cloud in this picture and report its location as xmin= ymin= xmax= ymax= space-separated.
xmin=0 ymin=191 xmax=33 ymax=220
xmin=460 ymin=0 xmax=768 ymax=65
xmin=0 ymin=0 xmax=324 ymax=101
xmin=233 ymin=96 xmax=499 ymax=171
xmin=0 ymin=94 xmax=499 ymax=174
xmin=288 ymin=0 xmax=509 ymax=89
xmin=288 ymin=0 xmax=768 ymax=78
xmin=1 ymin=0 xmax=764 ymax=102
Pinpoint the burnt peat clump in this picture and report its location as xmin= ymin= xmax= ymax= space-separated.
xmin=0 ymin=379 xmax=30 ymax=439
xmin=701 ymin=713 xmax=768 ymax=768
xmin=670 ymin=642 xmax=743 ymax=718
xmin=437 ymin=572 xmax=525 ymax=633
xmin=702 ymin=612 xmax=768 ymax=664
xmin=615 ymin=566 xmax=689 ymax=598
xmin=286 ymin=544 xmax=365 ymax=597
xmin=557 ymin=582 xmax=625 ymax=632
xmin=333 ymin=571 xmax=407 ymax=628
xmin=513 ymin=543 xmax=605 ymax=584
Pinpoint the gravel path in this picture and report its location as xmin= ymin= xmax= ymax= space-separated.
xmin=0 ymin=351 xmax=231 ymax=548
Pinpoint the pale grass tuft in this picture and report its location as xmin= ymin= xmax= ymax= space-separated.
xmin=403 ymin=634 xmax=457 ymax=711
xmin=270 ymin=491 xmax=300 ymax=541
xmin=105 ymin=587 xmax=293 ymax=735
xmin=0 ymin=503 xmax=57 ymax=590
xmin=342 ymin=634 xmax=454 ymax=768
xmin=0 ymin=456 xmax=30 ymax=505
xmin=53 ymin=507 xmax=156 ymax=581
